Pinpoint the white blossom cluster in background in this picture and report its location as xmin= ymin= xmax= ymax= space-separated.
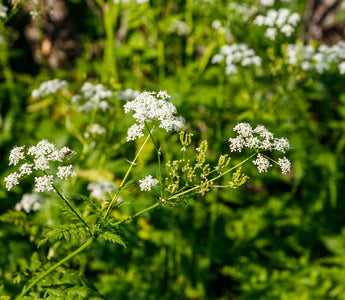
xmin=212 ymin=43 xmax=262 ymax=75
xmin=117 ymin=88 xmax=140 ymax=101
xmin=4 ymin=140 xmax=76 ymax=192
xmin=84 ymin=123 xmax=107 ymax=139
xmin=286 ymin=41 xmax=345 ymax=74
xmin=113 ymin=0 xmax=148 ymax=4
xmin=168 ymin=20 xmax=191 ymax=36
xmin=31 ymin=79 xmax=68 ymax=99
xmin=260 ymin=0 xmax=275 ymax=7
xmin=71 ymin=82 xmax=113 ymax=112
xmin=229 ymin=123 xmax=291 ymax=174
xmin=87 ymin=181 xmax=117 ymax=201
xmin=124 ymin=91 xmax=185 ymax=141
xmin=139 ymin=175 xmax=159 ymax=191
xmin=254 ymin=9 xmax=300 ymax=40
xmin=228 ymin=3 xmax=258 ymax=21
xmin=0 ymin=3 xmax=8 ymax=18
xmin=15 ymin=193 xmax=44 ymax=213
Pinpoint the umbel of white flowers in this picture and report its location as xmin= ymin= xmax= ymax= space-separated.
xmin=229 ymin=123 xmax=291 ymax=174
xmin=254 ymin=8 xmax=300 ymax=41
xmin=139 ymin=175 xmax=159 ymax=191
xmin=124 ymin=91 xmax=185 ymax=141
xmin=212 ymin=43 xmax=262 ymax=75
xmin=31 ymin=79 xmax=68 ymax=99
xmin=71 ymin=82 xmax=113 ymax=112
xmin=4 ymin=140 xmax=76 ymax=192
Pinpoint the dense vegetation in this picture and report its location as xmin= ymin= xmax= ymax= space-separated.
xmin=1 ymin=0 xmax=345 ymax=299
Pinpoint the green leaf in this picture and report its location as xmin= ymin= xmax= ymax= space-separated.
xmin=100 ymin=231 xmax=126 ymax=248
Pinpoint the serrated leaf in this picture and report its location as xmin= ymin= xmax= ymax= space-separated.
xmin=101 ymin=231 xmax=126 ymax=248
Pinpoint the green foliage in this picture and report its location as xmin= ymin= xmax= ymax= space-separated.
xmin=1 ymin=0 xmax=345 ymax=299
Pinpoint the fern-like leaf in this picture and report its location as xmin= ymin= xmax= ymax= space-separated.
xmin=100 ymin=231 xmax=126 ymax=248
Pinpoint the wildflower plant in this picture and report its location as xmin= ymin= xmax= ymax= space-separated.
xmin=2 ymin=87 xmax=292 ymax=298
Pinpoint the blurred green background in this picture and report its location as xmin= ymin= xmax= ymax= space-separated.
xmin=1 ymin=0 xmax=345 ymax=299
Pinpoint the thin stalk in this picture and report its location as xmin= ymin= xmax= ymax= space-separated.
xmin=53 ymin=184 xmax=91 ymax=234
xmin=112 ymin=202 xmax=160 ymax=227
xmin=101 ymin=131 xmax=153 ymax=223
xmin=17 ymin=237 xmax=94 ymax=299
xmin=17 ymin=200 xmax=161 ymax=298
xmin=167 ymin=152 xmax=257 ymax=201
xmin=144 ymin=122 xmax=164 ymax=198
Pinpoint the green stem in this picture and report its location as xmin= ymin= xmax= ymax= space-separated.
xmin=53 ymin=184 xmax=91 ymax=234
xmin=17 ymin=237 xmax=94 ymax=299
xmin=101 ymin=130 xmax=153 ymax=223
xmin=112 ymin=202 xmax=160 ymax=227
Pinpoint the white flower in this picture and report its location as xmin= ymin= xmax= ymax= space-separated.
xmin=265 ymin=28 xmax=277 ymax=40
xmin=124 ymin=91 xmax=184 ymax=141
xmin=87 ymin=181 xmax=117 ymax=200
xmin=233 ymin=122 xmax=253 ymax=137
xmin=4 ymin=172 xmax=20 ymax=191
xmin=229 ymin=136 xmax=245 ymax=152
xmin=281 ymin=24 xmax=294 ymax=36
xmin=117 ymin=89 xmax=140 ymax=101
xmin=260 ymin=0 xmax=274 ymax=6
xmin=75 ymin=82 xmax=113 ymax=112
xmin=339 ymin=61 xmax=345 ymax=74
xmin=88 ymin=124 xmax=106 ymax=135
xmin=273 ymin=137 xmax=290 ymax=153
xmin=32 ymin=79 xmax=68 ymax=99
xmin=127 ymin=123 xmax=145 ymax=141
xmin=0 ymin=4 xmax=8 ymax=19
xmin=213 ymin=43 xmax=261 ymax=75
xmin=139 ymin=175 xmax=159 ymax=191
xmin=57 ymin=165 xmax=76 ymax=180
xmin=34 ymin=175 xmax=54 ymax=192
xmin=253 ymin=125 xmax=274 ymax=140
xmin=254 ymin=9 xmax=300 ymax=39
xmin=4 ymin=141 xmax=76 ymax=192
xmin=168 ymin=20 xmax=191 ymax=36
xmin=19 ymin=163 xmax=34 ymax=176
xmin=253 ymin=154 xmax=272 ymax=173
xmin=9 ymin=146 xmax=25 ymax=166
xmin=15 ymin=193 xmax=44 ymax=213
xmin=278 ymin=157 xmax=291 ymax=174
xmin=33 ymin=156 xmax=50 ymax=170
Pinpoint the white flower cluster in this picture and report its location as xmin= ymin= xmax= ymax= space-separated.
xmin=87 ymin=181 xmax=117 ymax=201
xmin=4 ymin=140 xmax=76 ymax=192
xmin=124 ymin=91 xmax=185 ymax=141
xmin=113 ymin=0 xmax=148 ymax=4
xmin=117 ymin=89 xmax=140 ymax=101
xmin=212 ymin=43 xmax=262 ymax=75
xmin=168 ymin=20 xmax=191 ymax=36
xmin=254 ymin=9 xmax=300 ymax=40
xmin=229 ymin=123 xmax=291 ymax=174
xmin=260 ymin=0 xmax=275 ymax=6
xmin=228 ymin=3 xmax=257 ymax=21
xmin=0 ymin=3 xmax=8 ymax=18
xmin=84 ymin=123 xmax=106 ymax=139
xmin=286 ymin=41 xmax=345 ymax=74
xmin=15 ymin=193 xmax=44 ymax=213
xmin=71 ymin=82 xmax=113 ymax=112
xmin=31 ymin=79 xmax=68 ymax=99
xmin=139 ymin=175 xmax=159 ymax=191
